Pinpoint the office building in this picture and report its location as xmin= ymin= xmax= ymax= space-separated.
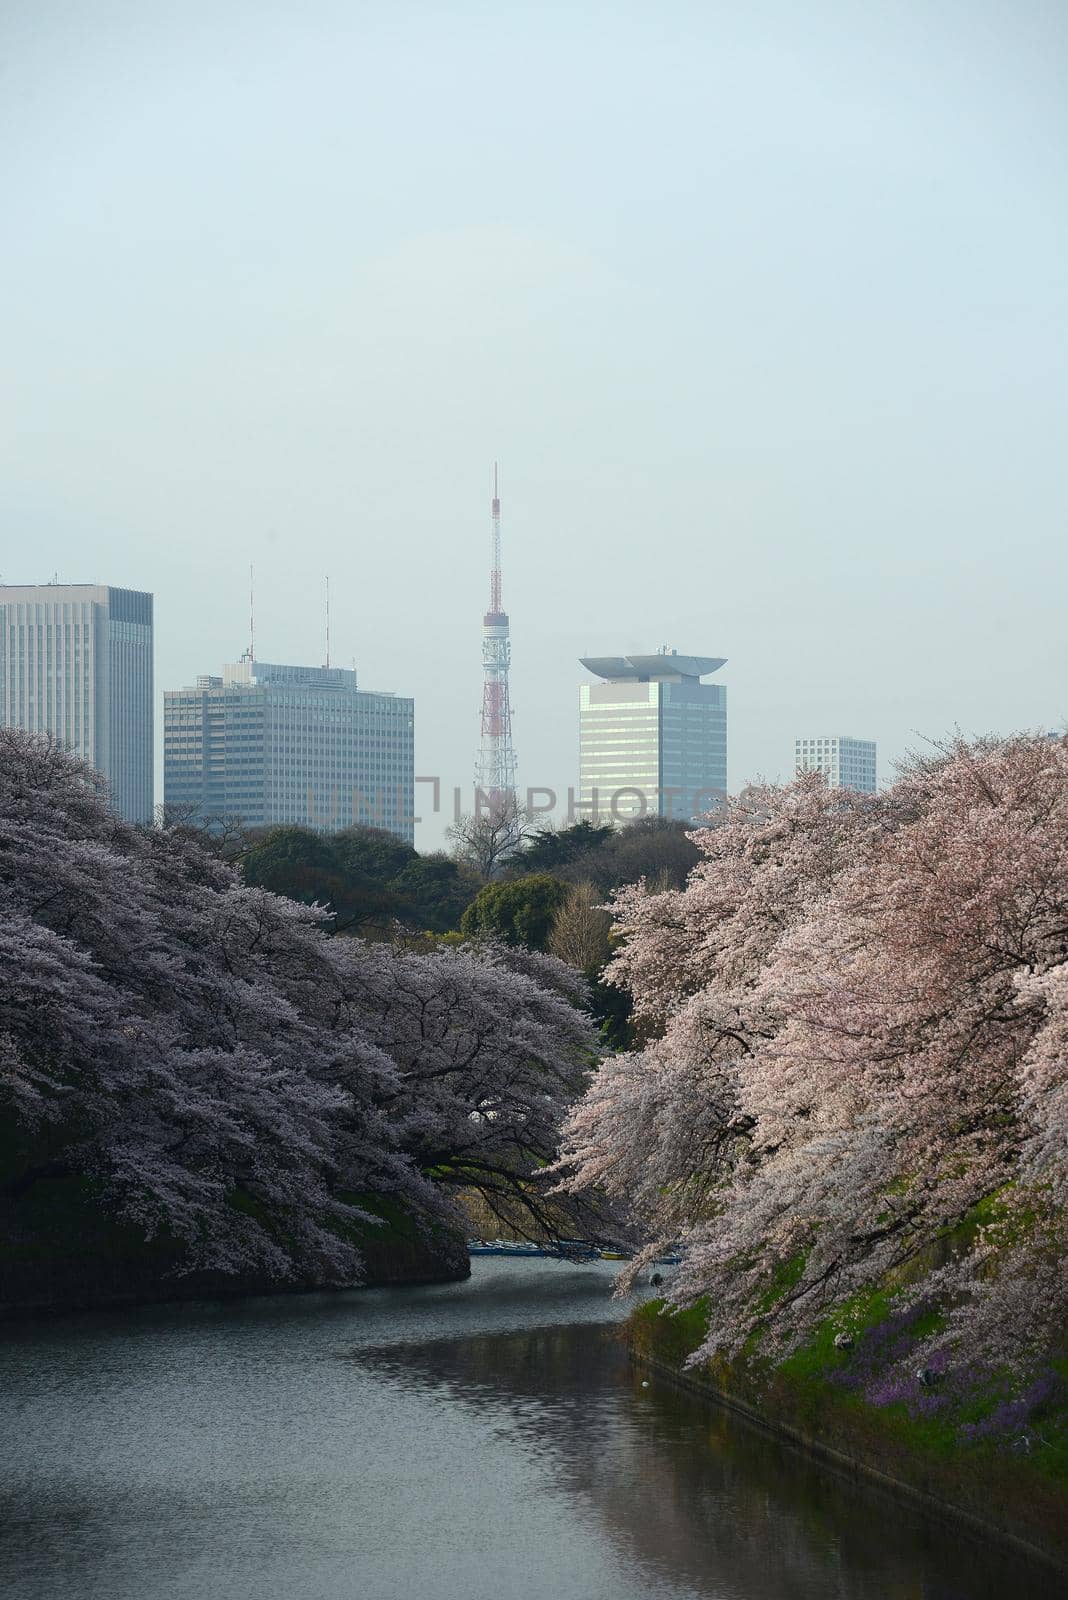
xmin=164 ymin=659 xmax=415 ymax=842
xmin=579 ymin=648 xmax=727 ymax=822
xmin=795 ymin=735 xmax=877 ymax=793
xmin=0 ymin=582 xmax=153 ymax=822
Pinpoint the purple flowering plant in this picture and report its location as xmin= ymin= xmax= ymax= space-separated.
xmin=829 ymin=1300 xmax=1063 ymax=1448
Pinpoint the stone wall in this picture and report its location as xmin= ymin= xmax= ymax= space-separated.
xmin=629 ymin=1302 xmax=1068 ymax=1575
xmin=0 ymin=1176 xmax=469 ymax=1320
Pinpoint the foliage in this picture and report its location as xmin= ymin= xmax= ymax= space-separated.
xmin=334 ymin=939 xmax=606 ymax=1242
xmin=555 ymin=737 xmax=1068 ymax=1380
xmin=0 ymin=734 xmax=420 ymax=1284
xmin=388 ymin=851 xmax=483 ymax=933
xmin=547 ymin=878 xmax=613 ymax=970
xmin=508 ymin=815 xmax=701 ymax=893
xmin=491 ymin=818 xmax=703 ymax=1049
xmin=0 ymin=731 xmax=603 ymax=1284
xmin=513 ymin=821 xmax=615 ymax=877
xmin=460 ymin=873 xmax=570 ymax=951
xmin=548 ymin=879 xmax=633 ymax=1049
xmin=241 ymin=825 xmax=390 ymax=928
xmin=240 ymin=825 xmax=478 ymax=934
xmin=634 ymin=1288 xmax=1068 ymax=1493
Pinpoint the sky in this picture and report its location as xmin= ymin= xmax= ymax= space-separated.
xmin=2 ymin=0 xmax=1066 ymax=846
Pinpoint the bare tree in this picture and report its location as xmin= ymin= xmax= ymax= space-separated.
xmin=447 ymin=794 xmax=532 ymax=878
xmin=154 ymin=801 xmax=252 ymax=862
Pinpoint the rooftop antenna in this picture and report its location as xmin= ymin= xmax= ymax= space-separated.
xmin=249 ymin=563 xmax=255 ymax=662
xmin=325 ymin=574 xmax=330 ymax=669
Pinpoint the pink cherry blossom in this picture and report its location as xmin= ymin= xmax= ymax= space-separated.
xmin=1 ymin=730 xmax=601 ymax=1283
xmin=557 ymin=737 xmax=1068 ymax=1373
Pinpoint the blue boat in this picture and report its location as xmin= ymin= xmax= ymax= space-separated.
xmin=467 ymin=1239 xmax=600 ymax=1261
xmin=466 ymin=1239 xmax=681 ymax=1265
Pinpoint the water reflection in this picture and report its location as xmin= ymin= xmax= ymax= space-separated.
xmin=0 ymin=1261 xmax=1062 ymax=1600
xmin=352 ymin=1320 xmax=1063 ymax=1600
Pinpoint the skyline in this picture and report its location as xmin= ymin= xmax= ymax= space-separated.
xmin=3 ymin=2 xmax=1066 ymax=847
xmin=3 ymin=559 xmax=1062 ymax=841
xmin=3 ymin=570 xmax=897 ymax=834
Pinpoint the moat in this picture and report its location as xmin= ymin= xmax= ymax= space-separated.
xmin=0 ymin=1259 xmax=1058 ymax=1598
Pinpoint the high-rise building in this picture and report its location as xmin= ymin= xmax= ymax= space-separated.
xmin=795 ymin=735 xmax=877 ymax=793
xmin=0 ymin=582 xmax=153 ymax=822
xmin=579 ymin=649 xmax=727 ymax=823
xmin=164 ymin=659 xmax=415 ymax=842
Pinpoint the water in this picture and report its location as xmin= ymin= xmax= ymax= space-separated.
xmin=0 ymin=1259 xmax=1061 ymax=1599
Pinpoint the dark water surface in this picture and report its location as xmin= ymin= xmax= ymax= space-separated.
xmin=0 ymin=1259 xmax=1061 ymax=1599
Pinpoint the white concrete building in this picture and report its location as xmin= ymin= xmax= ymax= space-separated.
xmin=795 ymin=735 xmax=877 ymax=793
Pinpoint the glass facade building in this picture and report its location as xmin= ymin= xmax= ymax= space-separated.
xmin=0 ymin=582 xmax=154 ymax=822
xmin=795 ymin=735 xmax=877 ymax=793
xmin=164 ymin=659 xmax=415 ymax=842
xmin=579 ymin=650 xmax=727 ymax=822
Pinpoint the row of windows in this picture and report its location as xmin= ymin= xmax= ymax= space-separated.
xmin=797 ymin=740 xmax=875 ymax=754
xmin=165 ymin=724 xmax=411 ymax=743
xmin=1 ymin=604 xmax=101 ymax=624
xmin=579 ymin=711 xmax=659 ymax=722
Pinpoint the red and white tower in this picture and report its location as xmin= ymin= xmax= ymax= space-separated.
xmin=476 ymin=463 xmax=518 ymax=804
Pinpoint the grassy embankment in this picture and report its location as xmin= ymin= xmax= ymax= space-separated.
xmin=629 ymin=1234 xmax=1068 ymax=1567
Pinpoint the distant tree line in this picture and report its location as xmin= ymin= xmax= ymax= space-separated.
xmin=162 ymin=806 xmax=705 ymax=1047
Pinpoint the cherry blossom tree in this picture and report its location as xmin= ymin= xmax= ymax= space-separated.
xmin=1 ymin=730 xmax=602 ymax=1285
xmin=556 ymin=737 xmax=1068 ymax=1374
xmin=0 ymin=730 xmax=435 ymax=1283
xmin=326 ymin=937 xmax=608 ymax=1244
xmin=555 ymin=775 xmax=891 ymax=1263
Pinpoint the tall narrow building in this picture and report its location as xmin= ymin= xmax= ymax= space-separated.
xmin=475 ymin=466 xmax=518 ymax=806
xmin=0 ymin=582 xmax=154 ymax=822
xmin=579 ymin=649 xmax=727 ymax=822
xmin=795 ymin=735 xmax=876 ymax=792
xmin=164 ymin=659 xmax=415 ymax=842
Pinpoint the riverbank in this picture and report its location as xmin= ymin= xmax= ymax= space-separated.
xmin=0 ymin=1177 xmax=468 ymax=1320
xmin=629 ymin=1297 xmax=1068 ymax=1573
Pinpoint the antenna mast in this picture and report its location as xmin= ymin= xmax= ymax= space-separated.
xmin=325 ymin=574 xmax=331 ymax=669
xmin=475 ymin=462 xmax=519 ymax=811
xmin=249 ymin=563 xmax=255 ymax=662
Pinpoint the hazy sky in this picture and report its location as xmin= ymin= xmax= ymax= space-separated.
xmin=3 ymin=0 xmax=1066 ymax=845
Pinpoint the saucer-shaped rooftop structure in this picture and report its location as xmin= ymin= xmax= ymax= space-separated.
xmin=580 ymin=653 xmax=726 ymax=681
